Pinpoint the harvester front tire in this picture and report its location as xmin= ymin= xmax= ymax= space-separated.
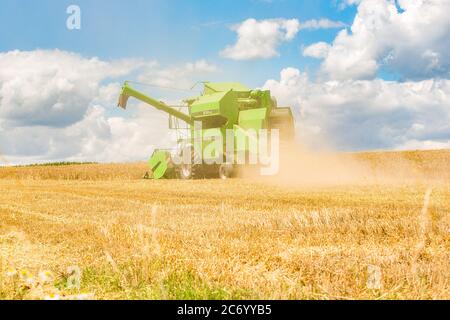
xmin=179 ymin=148 xmax=202 ymax=180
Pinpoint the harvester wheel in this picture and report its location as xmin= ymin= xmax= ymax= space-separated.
xmin=142 ymin=171 xmax=151 ymax=179
xmin=179 ymin=148 xmax=202 ymax=180
xmin=219 ymin=164 xmax=234 ymax=180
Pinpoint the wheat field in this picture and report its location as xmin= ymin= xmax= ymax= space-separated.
xmin=0 ymin=150 xmax=449 ymax=300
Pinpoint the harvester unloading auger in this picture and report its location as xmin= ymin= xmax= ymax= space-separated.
xmin=118 ymin=81 xmax=294 ymax=179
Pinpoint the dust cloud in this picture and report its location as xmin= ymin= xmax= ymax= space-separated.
xmin=242 ymin=142 xmax=449 ymax=187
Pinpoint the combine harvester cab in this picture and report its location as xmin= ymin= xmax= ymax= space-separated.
xmin=117 ymin=81 xmax=295 ymax=179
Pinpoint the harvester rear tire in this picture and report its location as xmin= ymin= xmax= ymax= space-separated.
xmin=219 ymin=164 xmax=234 ymax=180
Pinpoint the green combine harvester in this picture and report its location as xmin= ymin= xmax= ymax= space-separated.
xmin=118 ymin=81 xmax=294 ymax=179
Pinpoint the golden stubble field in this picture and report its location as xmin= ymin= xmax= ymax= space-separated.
xmin=0 ymin=149 xmax=449 ymax=300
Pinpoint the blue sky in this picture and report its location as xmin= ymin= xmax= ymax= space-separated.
xmin=0 ymin=0 xmax=357 ymax=86
xmin=0 ymin=0 xmax=449 ymax=164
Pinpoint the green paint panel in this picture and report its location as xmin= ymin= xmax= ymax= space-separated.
xmin=238 ymin=108 xmax=267 ymax=130
xmin=190 ymin=92 xmax=226 ymax=115
xmin=148 ymin=150 xmax=172 ymax=179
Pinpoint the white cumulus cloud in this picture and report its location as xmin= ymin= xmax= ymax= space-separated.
xmin=0 ymin=50 xmax=121 ymax=127
xmin=310 ymin=0 xmax=450 ymax=80
xmin=220 ymin=18 xmax=344 ymax=60
xmin=299 ymin=19 xmax=346 ymax=30
xmin=264 ymin=68 xmax=450 ymax=151
xmin=303 ymin=42 xmax=331 ymax=59
xmin=138 ymin=59 xmax=219 ymax=90
xmin=0 ymin=50 xmax=218 ymax=164
xmin=220 ymin=18 xmax=301 ymax=60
